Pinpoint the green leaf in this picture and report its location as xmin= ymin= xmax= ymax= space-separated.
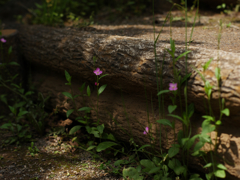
xmin=114 ymin=159 xmax=129 ymax=166
xmin=65 ymin=70 xmax=71 ymax=83
xmin=180 ymin=73 xmax=192 ymax=85
xmin=140 ymin=159 xmax=155 ymax=169
xmin=87 ymin=145 xmax=96 ymax=151
xmin=25 ymin=91 xmax=34 ymax=96
xmin=214 ymin=169 xmax=226 ymax=178
xmin=217 ymin=163 xmax=227 ymax=170
xmin=123 ymin=167 xmax=144 ymax=180
xmin=17 ymin=111 xmax=28 ymax=117
xmin=221 ymin=108 xmax=229 ymax=116
xmin=8 ymin=46 xmax=12 ymax=54
xmin=99 ymin=74 xmax=109 ymax=80
xmin=149 ymin=167 xmax=161 ymax=174
xmin=96 ymin=141 xmax=118 ymax=152
xmin=216 ymin=120 xmax=221 ymax=125
xmin=156 ymin=119 xmax=173 ymax=128
xmin=87 ymin=86 xmax=91 ymax=96
xmin=137 ymin=144 xmax=151 ymax=151
xmin=157 ymin=90 xmax=170 ymax=96
xmin=168 ymin=158 xmax=181 ymax=170
xmin=78 ymin=107 xmax=91 ymax=112
xmin=168 ymin=105 xmax=177 ymax=114
xmin=98 ymin=84 xmax=107 ymax=95
xmin=0 ymin=123 xmax=11 ymax=129
xmin=185 ymin=134 xmax=199 ymax=149
xmin=215 ymin=67 xmax=221 ymax=81
xmin=203 ymin=58 xmax=213 ymax=72
xmin=174 ymin=166 xmax=185 ymax=175
xmin=168 ymin=145 xmax=180 ymax=158
xmin=66 ymin=109 xmax=74 ymax=118
xmin=193 ymin=141 xmax=205 ymax=152
xmin=175 ymin=51 xmax=191 ymax=62
xmin=97 ymin=124 xmax=104 ymax=134
xmin=203 ymin=163 xmax=213 ymax=168
xmin=62 ymin=92 xmax=73 ymax=99
xmin=8 ymin=62 xmax=19 ymax=66
xmin=69 ymin=125 xmax=82 ymax=135
xmin=8 ymin=106 xmax=16 ymax=115
xmin=79 ymin=83 xmax=86 ymax=92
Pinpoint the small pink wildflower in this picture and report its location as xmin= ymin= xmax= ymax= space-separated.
xmin=169 ymin=83 xmax=177 ymax=91
xmin=143 ymin=127 xmax=149 ymax=135
xmin=0 ymin=38 xmax=6 ymax=43
xmin=94 ymin=67 xmax=102 ymax=76
xmin=95 ymin=82 xmax=99 ymax=86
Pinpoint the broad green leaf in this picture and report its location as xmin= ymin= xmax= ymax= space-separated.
xmin=69 ymin=125 xmax=82 ymax=135
xmin=174 ymin=166 xmax=185 ymax=175
xmin=123 ymin=167 xmax=144 ymax=180
xmin=216 ymin=120 xmax=221 ymax=125
xmin=98 ymin=84 xmax=107 ymax=95
xmin=62 ymin=92 xmax=73 ymax=99
xmin=149 ymin=167 xmax=161 ymax=174
xmin=64 ymin=70 xmax=71 ymax=83
xmin=214 ymin=170 xmax=226 ymax=178
xmin=66 ymin=109 xmax=74 ymax=118
xmin=17 ymin=111 xmax=28 ymax=117
xmin=168 ymin=105 xmax=177 ymax=114
xmin=193 ymin=141 xmax=205 ymax=152
xmin=97 ymin=124 xmax=104 ymax=134
xmin=199 ymin=134 xmax=211 ymax=143
xmin=8 ymin=62 xmax=19 ymax=66
xmin=168 ymin=158 xmax=181 ymax=170
xmin=78 ymin=107 xmax=91 ymax=112
xmin=96 ymin=141 xmax=118 ymax=152
xmin=0 ymin=123 xmax=11 ymax=129
xmin=157 ymin=90 xmax=170 ymax=96
xmin=25 ymin=91 xmax=34 ymax=96
xmin=168 ymin=145 xmax=180 ymax=158
xmin=203 ymin=163 xmax=212 ymax=168
xmin=202 ymin=123 xmax=215 ymax=134
xmin=156 ymin=119 xmax=173 ymax=128
xmin=79 ymin=82 xmax=86 ymax=92
xmin=8 ymin=106 xmax=16 ymax=115
xmin=140 ymin=159 xmax=155 ymax=169
xmin=221 ymin=108 xmax=229 ymax=116
xmin=87 ymin=85 xmax=91 ymax=96
xmin=87 ymin=145 xmax=96 ymax=151
xmin=217 ymin=163 xmax=227 ymax=170
xmin=0 ymin=94 xmax=7 ymax=104
xmin=206 ymin=173 xmax=213 ymax=180
xmin=185 ymin=134 xmax=199 ymax=149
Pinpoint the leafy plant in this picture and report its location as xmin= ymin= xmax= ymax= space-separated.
xmin=28 ymin=142 xmax=40 ymax=156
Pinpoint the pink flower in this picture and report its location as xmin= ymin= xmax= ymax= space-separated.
xmin=95 ymin=82 xmax=99 ymax=86
xmin=143 ymin=127 xmax=149 ymax=135
xmin=94 ymin=67 xmax=102 ymax=76
xmin=0 ymin=38 xmax=6 ymax=43
xmin=169 ymin=83 xmax=177 ymax=91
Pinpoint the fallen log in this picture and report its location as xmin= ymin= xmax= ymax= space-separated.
xmin=18 ymin=25 xmax=240 ymax=118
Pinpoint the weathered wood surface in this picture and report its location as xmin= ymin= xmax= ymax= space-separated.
xmin=18 ymin=25 xmax=240 ymax=117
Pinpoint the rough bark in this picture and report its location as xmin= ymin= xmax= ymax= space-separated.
xmin=18 ymin=25 xmax=240 ymax=119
